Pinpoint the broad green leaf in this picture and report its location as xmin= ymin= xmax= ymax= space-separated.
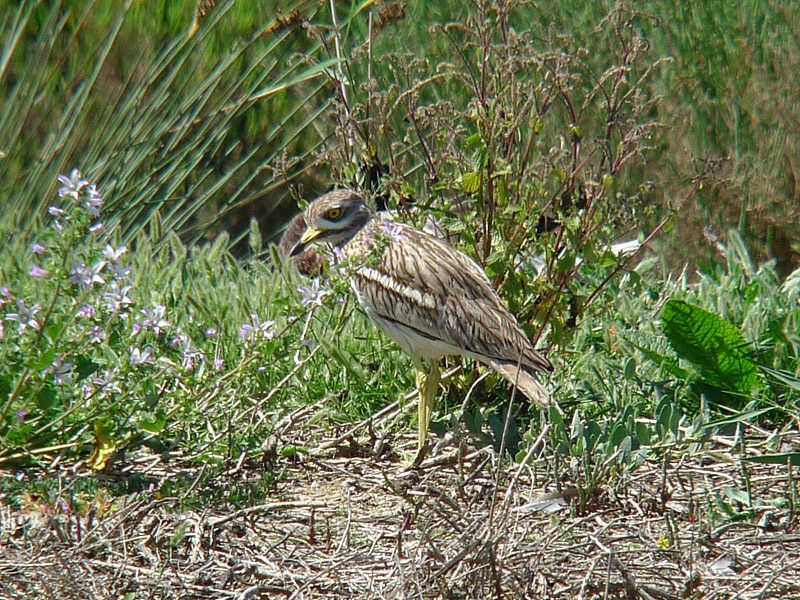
xmin=36 ymin=385 xmax=56 ymax=410
xmin=661 ymin=300 xmax=760 ymax=394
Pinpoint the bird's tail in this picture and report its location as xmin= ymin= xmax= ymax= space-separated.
xmin=491 ymin=362 xmax=551 ymax=408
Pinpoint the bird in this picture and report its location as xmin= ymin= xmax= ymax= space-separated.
xmin=289 ymin=189 xmax=553 ymax=463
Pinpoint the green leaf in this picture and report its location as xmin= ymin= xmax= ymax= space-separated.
xmin=704 ymin=408 xmax=772 ymax=429
xmin=570 ymin=410 xmax=583 ymax=439
xmin=465 ymin=132 xmax=482 ymax=147
xmin=279 ymin=444 xmax=308 ymax=457
xmin=75 ymin=358 xmax=100 ymax=382
xmin=623 ymin=357 xmax=636 ymax=381
xmin=635 ymin=422 xmax=652 ymax=446
xmin=36 ymin=385 xmax=56 ymax=410
xmin=0 ymin=375 xmax=12 ymax=400
xmin=140 ymin=412 xmax=166 ymax=433
xmin=760 ymin=366 xmax=800 ymax=393
xmin=743 ymin=453 xmax=800 ymax=466
xmin=661 ymin=300 xmax=760 ymax=394
xmin=460 ymin=171 xmax=481 ymax=194
xmin=464 ymin=409 xmax=483 ymax=437
xmin=629 ymin=341 xmax=690 ymax=379
xmin=44 ymin=320 xmax=64 ymax=343
xmin=29 ymin=348 xmax=56 ymax=370
xmin=485 ymin=252 xmax=505 ymax=277
xmin=496 ymin=177 xmax=509 ymax=206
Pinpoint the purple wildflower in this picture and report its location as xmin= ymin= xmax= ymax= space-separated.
xmin=5 ymin=299 xmax=42 ymax=333
xmin=102 ymin=244 xmax=127 ymax=262
xmin=83 ymin=184 xmax=103 ymax=217
xmin=108 ymin=260 xmax=130 ymax=281
xmin=298 ymin=277 xmax=330 ymax=308
xmin=239 ymin=312 xmax=275 ymax=343
xmin=103 ymin=246 xmax=130 ymax=281
xmin=31 ymin=242 xmax=46 ymax=254
xmin=88 ymin=325 xmax=107 ymax=344
xmin=129 ymin=347 xmax=155 ymax=366
xmin=70 ymin=261 xmax=106 ymax=289
xmin=90 ymin=370 xmax=122 ymax=396
xmin=57 ymin=168 xmax=88 ymax=200
xmin=76 ymin=305 xmax=96 ymax=319
xmin=29 ymin=264 xmax=48 ymax=278
xmin=382 ymin=219 xmax=407 ymax=242
xmin=103 ymin=280 xmax=133 ymax=313
xmin=171 ymin=332 xmax=204 ymax=370
xmin=141 ymin=306 xmax=170 ymax=337
xmin=45 ymin=355 xmax=75 ymax=385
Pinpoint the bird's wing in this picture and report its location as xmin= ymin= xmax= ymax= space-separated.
xmin=349 ymin=222 xmax=552 ymax=374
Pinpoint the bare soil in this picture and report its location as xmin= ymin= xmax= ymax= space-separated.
xmin=1 ymin=420 xmax=799 ymax=599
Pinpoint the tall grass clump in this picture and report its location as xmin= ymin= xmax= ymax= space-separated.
xmin=0 ymin=0 xmax=335 ymax=248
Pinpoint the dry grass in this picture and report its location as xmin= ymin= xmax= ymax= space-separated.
xmin=1 ymin=414 xmax=799 ymax=600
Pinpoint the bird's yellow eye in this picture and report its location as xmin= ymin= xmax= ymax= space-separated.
xmin=326 ymin=206 xmax=343 ymax=221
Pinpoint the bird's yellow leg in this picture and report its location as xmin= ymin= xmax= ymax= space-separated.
xmin=411 ymin=359 xmax=440 ymax=466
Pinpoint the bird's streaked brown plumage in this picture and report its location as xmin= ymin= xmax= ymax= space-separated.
xmin=290 ymin=189 xmax=552 ymax=462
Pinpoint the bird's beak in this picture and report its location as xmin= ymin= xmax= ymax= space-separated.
xmin=290 ymin=227 xmax=322 ymax=257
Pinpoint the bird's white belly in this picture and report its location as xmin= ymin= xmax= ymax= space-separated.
xmin=368 ymin=310 xmax=461 ymax=360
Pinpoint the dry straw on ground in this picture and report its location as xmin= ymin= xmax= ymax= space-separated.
xmin=1 ymin=412 xmax=798 ymax=599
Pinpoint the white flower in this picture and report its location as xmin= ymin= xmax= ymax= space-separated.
xmin=102 ymin=244 xmax=127 ymax=262
xmin=239 ymin=313 xmax=275 ymax=343
xmin=5 ymin=299 xmax=41 ymax=333
xmin=382 ymin=219 xmax=407 ymax=242
xmin=298 ymin=277 xmax=330 ymax=308
xmin=141 ymin=305 xmax=171 ymax=337
xmin=57 ymin=168 xmax=89 ymax=200
xmin=103 ymin=280 xmax=134 ymax=313
xmin=71 ymin=261 xmax=106 ymax=289
xmin=129 ymin=347 xmax=155 ymax=366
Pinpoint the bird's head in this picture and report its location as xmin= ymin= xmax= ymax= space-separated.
xmin=290 ymin=189 xmax=373 ymax=257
